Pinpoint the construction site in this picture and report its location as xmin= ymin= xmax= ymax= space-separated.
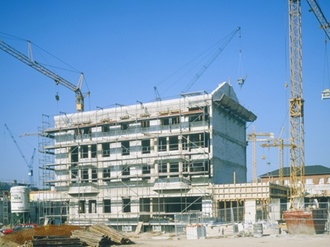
xmin=1 ymin=0 xmax=330 ymax=246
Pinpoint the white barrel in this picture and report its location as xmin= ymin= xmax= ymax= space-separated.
xmin=10 ymin=186 xmax=30 ymax=213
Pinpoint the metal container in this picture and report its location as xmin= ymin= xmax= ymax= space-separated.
xmin=10 ymin=186 xmax=30 ymax=213
xmin=283 ymin=209 xmax=327 ymax=234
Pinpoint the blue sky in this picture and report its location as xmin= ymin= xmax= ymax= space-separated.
xmin=0 ymin=0 xmax=329 ymax=186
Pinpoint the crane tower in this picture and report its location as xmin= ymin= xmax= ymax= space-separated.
xmin=288 ymin=0 xmax=305 ymax=208
xmin=288 ymin=0 xmax=330 ymax=208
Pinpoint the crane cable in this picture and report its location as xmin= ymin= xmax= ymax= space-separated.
xmin=183 ymin=27 xmax=241 ymax=93
xmin=154 ymin=27 xmax=241 ymax=98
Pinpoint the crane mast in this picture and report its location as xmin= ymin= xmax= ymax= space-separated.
xmin=288 ymin=0 xmax=305 ymax=208
xmin=0 ymin=40 xmax=86 ymax=112
xmin=288 ymin=0 xmax=330 ymax=208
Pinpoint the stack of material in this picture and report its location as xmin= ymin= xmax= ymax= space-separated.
xmin=71 ymin=229 xmax=112 ymax=247
xmin=89 ymin=224 xmax=132 ymax=244
xmin=26 ymin=235 xmax=84 ymax=246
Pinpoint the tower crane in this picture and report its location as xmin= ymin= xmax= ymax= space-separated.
xmin=288 ymin=0 xmax=305 ymax=208
xmin=247 ymin=130 xmax=274 ymax=183
xmin=4 ymin=124 xmax=36 ymax=186
xmin=261 ymin=138 xmax=292 ymax=185
xmin=287 ymin=0 xmax=330 ymax=208
xmin=0 ymin=40 xmax=89 ymax=112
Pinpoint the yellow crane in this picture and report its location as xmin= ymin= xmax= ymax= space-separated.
xmin=288 ymin=0 xmax=330 ymax=208
xmin=260 ymin=138 xmax=293 ymax=185
xmin=247 ymin=130 xmax=274 ymax=183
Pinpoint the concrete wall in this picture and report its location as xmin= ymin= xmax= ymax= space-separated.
xmin=211 ymin=103 xmax=247 ymax=184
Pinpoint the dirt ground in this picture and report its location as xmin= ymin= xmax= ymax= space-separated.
xmin=1 ymin=225 xmax=330 ymax=247
xmin=124 ymin=233 xmax=330 ymax=247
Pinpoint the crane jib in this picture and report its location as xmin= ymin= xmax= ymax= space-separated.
xmin=0 ymin=40 xmax=85 ymax=112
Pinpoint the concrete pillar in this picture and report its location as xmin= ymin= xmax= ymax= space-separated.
xmin=244 ymin=199 xmax=256 ymax=223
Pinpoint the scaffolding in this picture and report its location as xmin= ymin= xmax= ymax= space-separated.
xmin=38 ymin=114 xmax=55 ymax=189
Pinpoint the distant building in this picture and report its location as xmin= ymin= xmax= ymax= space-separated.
xmin=260 ymin=165 xmax=330 ymax=203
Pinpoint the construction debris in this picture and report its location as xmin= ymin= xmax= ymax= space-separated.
xmin=71 ymin=229 xmax=112 ymax=247
xmin=89 ymin=224 xmax=132 ymax=244
xmin=23 ymin=235 xmax=85 ymax=247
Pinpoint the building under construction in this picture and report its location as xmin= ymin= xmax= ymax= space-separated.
xmin=13 ymin=82 xmax=290 ymax=232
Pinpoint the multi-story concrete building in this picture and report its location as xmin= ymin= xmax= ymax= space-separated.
xmin=30 ymin=82 xmax=290 ymax=230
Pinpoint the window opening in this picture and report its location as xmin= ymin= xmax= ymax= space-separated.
xmin=80 ymin=145 xmax=88 ymax=158
xmin=123 ymin=198 xmax=131 ymax=213
xmin=158 ymin=137 xmax=167 ymax=152
xmin=142 ymin=139 xmax=151 ymax=154
xmin=104 ymin=199 xmax=111 ymax=213
xmin=103 ymin=168 xmax=111 ymax=182
xmin=102 ymin=143 xmax=110 ymax=157
xmin=89 ymin=200 xmax=97 ymax=213
xmin=122 ymin=141 xmax=130 ymax=155
xmin=91 ymin=144 xmax=97 ymax=158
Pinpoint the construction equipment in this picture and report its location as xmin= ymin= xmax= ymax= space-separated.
xmin=288 ymin=0 xmax=330 ymax=208
xmin=306 ymin=0 xmax=330 ymax=99
xmin=306 ymin=0 xmax=330 ymax=40
xmin=247 ymin=130 xmax=274 ymax=183
xmin=288 ymin=0 xmax=305 ymax=207
xmin=281 ymin=0 xmax=330 ymax=235
xmin=0 ymin=40 xmax=88 ymax=112
xmin=261 ymin=138 xmax=292 ymax=185
xmin=4 ymin=124 xmax=36 ymax=186
xmin=154 ymin=86 xmax=161 ymax=101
